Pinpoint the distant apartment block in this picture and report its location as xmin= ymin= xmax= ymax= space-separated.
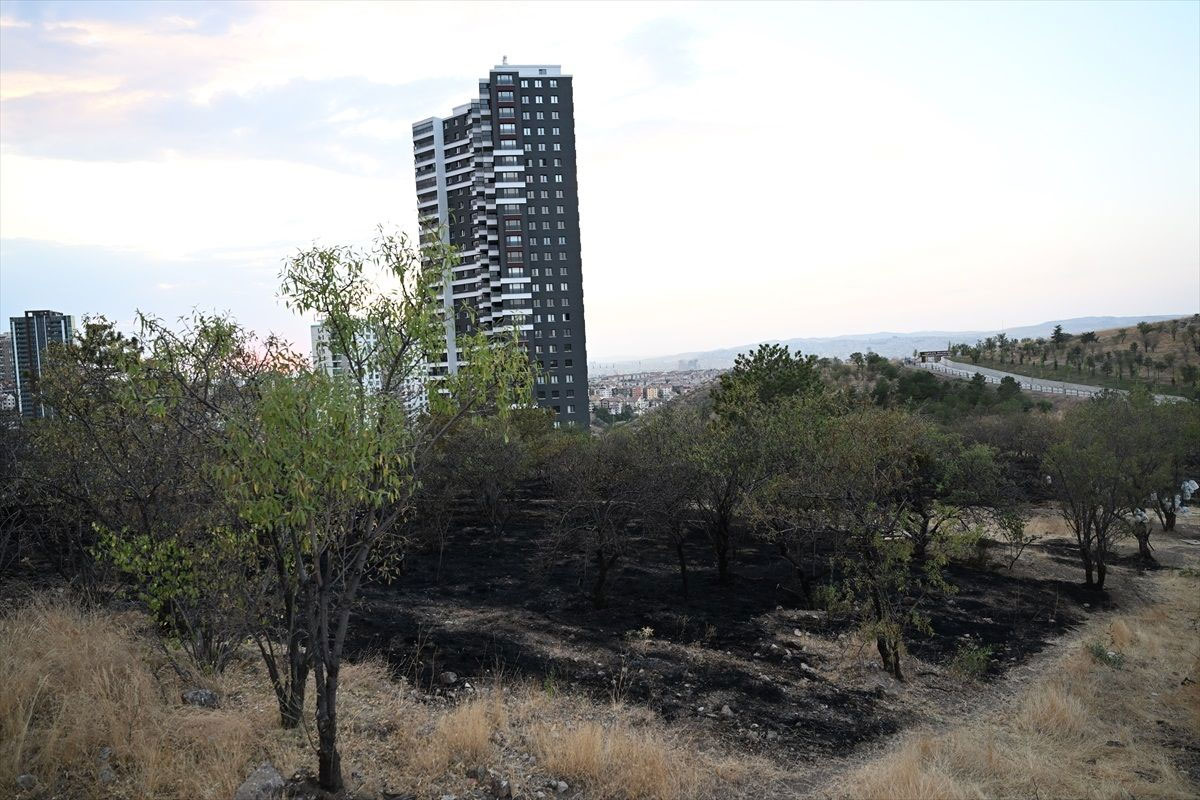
xmin=9 ymin=310 xmax=74 ymax=419
xmin=0 ymin=333 xmax=14 ymax=391
xmin=411 ymin=63 xmax=589 ymax=428
xmin=310 ymin=322 xmax=428 ymax=414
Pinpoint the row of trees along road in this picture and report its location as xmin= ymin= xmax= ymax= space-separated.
xmin=3 ymin=227 xmax=1198 ymax=787
xmin=950 ymin=317 xmax=1200 ymax=394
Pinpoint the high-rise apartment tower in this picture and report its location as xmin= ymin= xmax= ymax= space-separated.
xmin=9 ymin=309 xmax=74 ymax=419
xmin=412 ymin=63 xmax=589 ymax=428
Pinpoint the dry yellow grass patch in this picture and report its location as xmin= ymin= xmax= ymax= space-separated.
xmin=413 ymin=693 xmax=510 ymax=773
xmin=1 ymin=597 xmax=771 ymax=799
xmin=532 ymin=719 xmax=697 ymax=800
xmin=0 ymin=601 xmax=266 ymax=800
xmin=832 ymin=574 xmax=1200 ymax=800
xmin=1017 ymin=684 xmax=1092 ymax=739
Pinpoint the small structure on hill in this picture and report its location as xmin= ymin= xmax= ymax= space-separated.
xmin=917 ymin=350 xmax=951 ymax=363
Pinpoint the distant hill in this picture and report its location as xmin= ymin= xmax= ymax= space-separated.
xmin=589 ymin=315 xmax=1192 ymax=375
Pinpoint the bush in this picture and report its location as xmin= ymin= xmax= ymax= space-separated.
xmin=948 ymin=641 xmax=994 ymax=679
xmin=1086 ymin=641 xmax=1125 ymax=669
xmin=0 ymin=600 xmax=258 ymax=799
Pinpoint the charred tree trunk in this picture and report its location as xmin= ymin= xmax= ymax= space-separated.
xmin=715 ymin=540 xmax=731 ymax=585
xmin=875 ymin=637 xmax=903 ymax=680
xmin=591 ymin=548 xmax=618 ymax=609
xmin=675 ymin=539 xmax=689 ymax=599
xmin=1133 ymin=521 xmax=1156 ymax=565
xmin=870 ymin=586 xmax=904 ymax=681
xmin=1079 ymin=545 xmax=1095 ymax=587
xmin=315 ymin=662 xmax=341 ymax=791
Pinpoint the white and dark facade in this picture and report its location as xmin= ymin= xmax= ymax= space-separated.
xmin=310 ymin=322 xmax=429 ymax=415
xmin=412 ymin=63 xmax=589 ymax=428
xmin=9 ymin=309 xmax=74 ymax=419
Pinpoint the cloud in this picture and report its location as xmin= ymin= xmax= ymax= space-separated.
xmin=1 ymin=74 xmax=458 ymax=174
xmin=0 ymin=0 xmax=1196 ymax=359
xmin=0 ymin=152 xmax=402 ymax=259
xmin=623 ymin=17 xmax=699 ymax=86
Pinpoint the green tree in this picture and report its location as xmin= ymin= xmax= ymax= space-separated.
xmin=549 ymin=428 xmax=642 ymax=608
xmin=711 ymin=343 xmax=821 ymax=418
xmin=814 ymin=408 xmax=967 ymax=679
xmin=1044 ymin=393 xmax=1143 ymax=589
xmin=633 ymin=405 xmax=705 ymax=597
xmin=222 ymin=228 xmax=532 ymax=792
xmin=690 ymin=405 xmax=776 ymax=586
xmin=32 ymin=315 xmax=292 ymax=673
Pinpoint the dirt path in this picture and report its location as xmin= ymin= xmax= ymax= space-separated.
xmin=802 ymin=514 xmax=1200 ymax=799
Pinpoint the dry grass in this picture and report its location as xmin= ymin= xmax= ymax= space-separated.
xmin=831 ymin=573 xmax=1200 ymax=800
xmin=0 ymin=598 xmax=766 ymax=800
xmin=532 ymin=719 xmax=697 ymax=800
xmin=0 ymin=600 xmax=263 ymax=799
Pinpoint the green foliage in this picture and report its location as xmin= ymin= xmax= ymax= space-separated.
xmin=25 ymin=313 xmax=289 ymax=672
xmin=712 ymin=343 xmax=822 ymax=418
xmin=1087 ymin=641 xmax=1125 ymax=669
xmin=949 ymin=640 xmax=995 ymax=679
xmin=1044 ymin=391 xmax=1156 ymax=588
xmin=593 ymin=405 xmax=635 ymax=425
xmin=996 ymin=512 xmax=1039 ymax=570
xmin=224 ymin=226 xmax=534 ymax=791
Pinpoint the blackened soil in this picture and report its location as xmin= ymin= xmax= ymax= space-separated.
xmin=347 ymin=507 xmax=1097 ymax=761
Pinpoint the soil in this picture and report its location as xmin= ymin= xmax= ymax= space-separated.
xmin=345 ymin=503 xmax=1124 ymax=767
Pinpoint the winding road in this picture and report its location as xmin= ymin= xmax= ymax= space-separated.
xmin=916 ymin=359 xmax=1185 ymax=403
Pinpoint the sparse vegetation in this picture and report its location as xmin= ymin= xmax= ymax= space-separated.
xmin=950 ymin=315 xmax=1200 ymax=398
xmin=948 ymin=641 xmax=994 ymax=679
xmin=3 ymin=226 xmax=1197 ymax=798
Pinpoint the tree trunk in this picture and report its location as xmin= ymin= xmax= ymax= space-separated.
xmin=1136 ymin=533 xmax=1155 ymax=564
xmin=795 ymin=562 xmax=811 ymax=601
xmin=1095 ymin=560 xmax=1106 ymax=590
xmin=913 ymin=515 xmax=931 ymax=563
xmin=316 ymin=663 xmax=342 ymax=792
xmin=675 ymin=539 xmax=689 ymax=599
xmin=1133 ymin=521 xmax=1156 ymax=565
xmin=1079 ymin=547 xmax=1094 ymax=587
xmin=282 ymin=633 xmax=309 ymax=728
xmin=1165 ymin=511 xmax=1176 ymax=532
xmin=716 ymin=542 xmax=730 ymax=585
xmin=591 ymin=548 xmax=614 ymax=609
xmin=875 ymin=636 xmax=903 ymax=680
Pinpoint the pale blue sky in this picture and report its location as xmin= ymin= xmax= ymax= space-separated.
xmin=1 ymin=0 xmax=1197 ymax=359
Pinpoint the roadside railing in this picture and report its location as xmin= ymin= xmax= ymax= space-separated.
xmin=915 ymin=361 xmax=1101 ymax=398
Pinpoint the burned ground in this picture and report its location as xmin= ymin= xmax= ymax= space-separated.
xmin=344 ymin=504 xmax=1132 ymax=766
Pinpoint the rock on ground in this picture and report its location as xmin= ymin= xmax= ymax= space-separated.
xmin=233 ymin=763 xmax=285 ymax=800
xmin=182 ymin=688 xmax=221 ymax=708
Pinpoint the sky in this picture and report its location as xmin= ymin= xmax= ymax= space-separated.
xmin=1 ymin=0 xmax=1197 ymax=361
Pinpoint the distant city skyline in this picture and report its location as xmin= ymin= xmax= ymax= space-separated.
xmin=1 ymin=1 xmax=1197 ymax=360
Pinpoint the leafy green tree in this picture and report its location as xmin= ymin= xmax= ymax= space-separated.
xmin=440 ymin=409 xmax=551 ymax=533
xmin=996 ymin=375 xmax=1021 ymax=402
xmin=221 ymin=228 xmax=532 ymax=792
xmin=32 ymin=315 xmax=291 ymax=672
xmin=813 ymin=408 xmax=968 ymax=679
xmin=1044 ymin=393 xmax=1143 ymax=588
xmin=743 ymin=397 xmax=832 ymax=599
xmin=549 ymin=429 xmax=642 ymax=608
xmin=1138 ymin=398 xmax=1200 ymax=536
xmin=711 ymin=343 xmax=821 ymax=418
xmin=895 ymin=424 xmax=1003 ymax=562
xmin=690 ymin=406 xmax=776 ymax=585
xmin=632 ymin=405 xmax=705 ymax=597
